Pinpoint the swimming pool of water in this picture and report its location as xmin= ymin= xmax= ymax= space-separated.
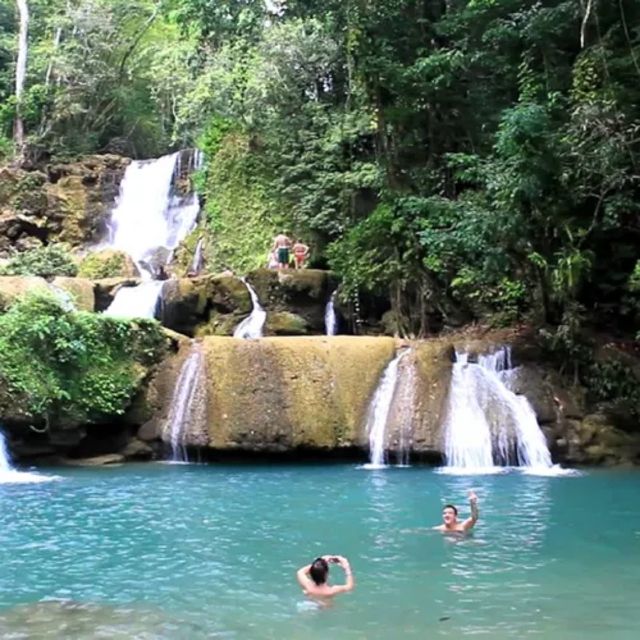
xmin=1 ymin=464 xmax=639 ymax=639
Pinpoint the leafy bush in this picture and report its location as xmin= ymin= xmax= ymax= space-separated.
xmin=0 ymin=244 xmax=78 ymax=278
xmin=0 ymin=293 xmax=166 ymax=422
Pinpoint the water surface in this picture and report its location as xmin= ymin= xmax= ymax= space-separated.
xmin=1 ymin=464 xmax=638 ymax=639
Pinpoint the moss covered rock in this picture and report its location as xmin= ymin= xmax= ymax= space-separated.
xmin=246 ymin=269 xmax=335 ymax=334
xmin=78 ymin=249 xmax=139 ymax=279
xmin=160 ymin=274 xmax=251 ymax=337
xmin=265 ymin=311 xmax=309 ymax=336
xmin=142 ymin=336 xmax=396 ymax=451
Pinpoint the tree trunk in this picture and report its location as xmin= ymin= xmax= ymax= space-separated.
xmin=14 ymin=0 xmax=30 ymax=157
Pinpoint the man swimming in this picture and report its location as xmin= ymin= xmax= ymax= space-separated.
xmin=296 ymin=555 xmax=354 ymax=601
xmin=433 ymin=490 xmax=479 ymax=533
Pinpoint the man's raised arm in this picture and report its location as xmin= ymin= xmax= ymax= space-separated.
xmin=296 ymin=564 xmax=314 ymax=592
xmin=462 ymin=490 xmax=479 ymax=531
xmin=329 ymin=556 xmax=355 ymax=595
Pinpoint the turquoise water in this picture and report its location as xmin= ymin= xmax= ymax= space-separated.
xmin=1 ymin=464 xmax=639 ymax=639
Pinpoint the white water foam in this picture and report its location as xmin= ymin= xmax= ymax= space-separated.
xmin=103 ymin=151 xmax=201 ymax=318
xmin=233 ymin=279 xmax=266 ymax=339
xmin=105 ymin=281 xmax=165 ymax=320
xmin=324 ymin=290 xmax=338 ymax=336
xmin=162 ymin=343 xmax=208 ymax=461
xmin=441 ymin=347 xmax=555 ymax=474
xmin=0 ymin=432 xmax=58 ymax=484
xmin=363 ymin=350 xmax=412 ymax=469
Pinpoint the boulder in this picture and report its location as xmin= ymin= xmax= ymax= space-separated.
xmin=78 ymin=249 xmax=139 ymax=279
xmin=0 ymin=276 xmax=49 ymax=311
xmin=160 ymin=274 xmax=251 ymax=336
xmin=265 ymin=311 xmax=309 ymax=336
xmin=51 ymin=277 xmax=95 ymax=312
xmin=247 ymin=268 xmax=336 ymax=334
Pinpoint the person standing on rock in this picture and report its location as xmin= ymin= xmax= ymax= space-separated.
xmin=296 ymin=555 xmax=355 ymax=603
xmin=292 ymin=239 xmax=310 ymax=270
xmin=271 ymin=232 xmax=292 ymax=269
xmin=433 ymin=490 xmax=479 ymax=534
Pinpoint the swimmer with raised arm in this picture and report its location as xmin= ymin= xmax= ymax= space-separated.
xmin=296 ymin=555 xmax=354 ymax=602
xmin=433 ymin=490 xmax=479 ymax=533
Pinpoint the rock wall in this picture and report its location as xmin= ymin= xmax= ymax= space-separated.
xmin=142 ymin=336 xmax=397 ymax=452
xmin=0 ymin=155 xmax=129 ymax=256
xmin=159 ymin=269 xmax=338 ymax=337
xmin=133 ymin=330 xmax=640 ymax=466
xmin=0 ymin=275 xmax=95 ymax=311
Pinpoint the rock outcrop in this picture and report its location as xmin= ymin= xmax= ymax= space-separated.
xmin=0 ymin=275 xmax=95 ymax=311
xmin=143 ymin=336 xmax=397 ymax=452
xmin=159 ymin=269 xmax=340 ymax=337
xmin=0 ymin=155 xmax=129 ymax=256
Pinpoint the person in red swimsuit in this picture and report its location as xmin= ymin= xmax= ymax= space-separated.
xmin=293 ymin=239 xmax=309 ymax=269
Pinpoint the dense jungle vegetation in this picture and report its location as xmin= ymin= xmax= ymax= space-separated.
xmin=1 ymin=1 xmax=639 ymax=342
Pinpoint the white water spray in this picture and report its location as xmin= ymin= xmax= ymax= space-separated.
xmin=163 ymin=343 xmax=208 ymax=462
xmin=442 ymin=347 xmax=553 ymax=473
xmin=364 ymin=350 xmax=411 ymax=469
xmin=324 ymin=290 xmax=338 ymax=336
xmin=189 ymin=237 xmax=205 ymax=275
xmin=105 ymin=281 xmax=165 ymax=320
xmin=0 ymin=431 xmax=56 ymax=484
xmin=233 ymin=279 xmax=266 ymax=339
xmin=104 ymin=151 xmax=201 ymax=318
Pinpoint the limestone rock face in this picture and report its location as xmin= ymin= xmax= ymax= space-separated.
xmin=160 ymin=275 xmax=251 ymax=336
xmin=159 ymin=270 xmax=337 ymax=337
xmin=0 ymin=275 xmax=95 ymax=312
xmin=0 ymin=155 xmax=128 ymax=256
xmin=143 ymin=336 xmax=396 ymax=451
xmin=248 ymin=269 xmax=336 ymax=335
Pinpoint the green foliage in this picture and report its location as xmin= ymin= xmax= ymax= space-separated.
xmin=0 ymin=244 xmax=77 ymax=278
xmin=201 ymin=131 xmax=280 ymax=272
xmin=0 ymin=292 xmax=166 ymax=421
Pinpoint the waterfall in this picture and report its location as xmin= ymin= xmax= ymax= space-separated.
xmin=324 ymin=290 xmax=338 ymax=336
xmin=442 ymin=347 xmax=553 ymax=473
xmin=105 ymin=281 xmax=165 ymax=319
xmin=363 ymin=350 xmax=411 ymax=469
xmin=0 ymin=430 xmax=56 ymax=484
xmin=14 ymin=0 xmax=29 ymax=148
xmin=233 ymin=279 xmax=266 ymax=339
xmin=163 ymin=343 xmax=208 ymax=462
xmin=104 ymin=151 xmax=201 ymax=319
xmin=189 ymin=237 xmax=205 ymax=275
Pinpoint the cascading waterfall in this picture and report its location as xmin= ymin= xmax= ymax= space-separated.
xmin=442 ymin=347 xmax=553 ymax=472
xmin=189 ymin=237 xmax=205 ymax=275
xmin=233 ymin=279 xmax=266 ymax=339
xmin=363 ymin=349 xmax=411 ymax=469
xmin=0 ymin=430 xmax=55 ymax=484
xmin=324 ymin=290 xmax=338 ymax=336
xmin=104 ymin=151 xmax=201 ymax=319
xmin=163 ymin=343 xmax=208 ymax=462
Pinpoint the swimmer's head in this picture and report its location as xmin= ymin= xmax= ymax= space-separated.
xmin=309 ymin=558 xmax=329 ymax=585
xmin=442 ymin=504 xmax=458 ymax=525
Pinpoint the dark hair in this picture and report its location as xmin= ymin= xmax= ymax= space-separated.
xmin=309 ymin=558 xmax=329 ymax=585
xmin=443 ymin=504 xmax=458 ymax=515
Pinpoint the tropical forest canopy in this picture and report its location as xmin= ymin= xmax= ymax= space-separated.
xmin=1 ymin=0 xmax=639 ymax=341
